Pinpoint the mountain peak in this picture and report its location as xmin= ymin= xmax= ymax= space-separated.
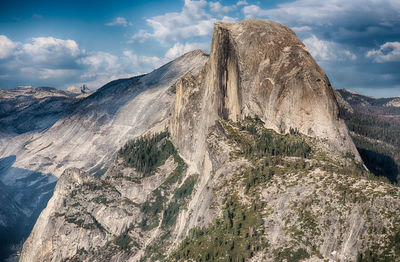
xmin=171 ymin=19 xmax=360 ymax=165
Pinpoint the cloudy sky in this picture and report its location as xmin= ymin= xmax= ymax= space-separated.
xmin=0 ymin=0 xmax=399 ymax=97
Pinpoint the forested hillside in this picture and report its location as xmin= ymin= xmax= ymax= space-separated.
xmin=337 ymin=89 xmax=400 ymax=183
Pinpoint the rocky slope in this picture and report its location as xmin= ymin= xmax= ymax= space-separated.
xmin=21 ymin=119 xmax=400 ymax=262
xmin=0 ymin=50 xmax=208 ymax=260
xmin=19 ymin=19 xmax=400 ymax=262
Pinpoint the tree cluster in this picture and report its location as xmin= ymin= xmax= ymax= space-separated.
xmin=118 ymin=131 xmax=175 ymax=175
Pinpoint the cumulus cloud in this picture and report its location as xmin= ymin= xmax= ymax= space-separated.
xmin=105 ymin=17 xmax=132 ymax=27
xmin=132 ymin=0 xmax=236 ymax=44
xmin=242 ymin=0 xmax=400 ymax=47
xmin=243 ymin=0 xmax=400 ymax=26
xmin=78 ymin=52 xmax=119 ymax=79
xmin=0 ymin=35 xmax=129 ymax=89
xmin=242 ymin=5 xmax=268 ymax=18
xmin=366 ymin=42 xmax=400 ymax=63
xmin=165 ymin=42 xmax=209 ymax=59
xmin=122 ymin=50 xmax=166 ymax=69
xmin=209 ymin=2 xmax=236 ymax=14
xmin=0 ymin=35 xmax=19 ymax=59
xmin=22 ymin=37 xmax=82 ymax=67
xmin=0 ymin=36 xmax=86 ymax=88
xmin=0 ymin=32 xmax=204 ymax=90
xmin=133 ymin=0 xmax=211 ymax=44
xmin=73 ymin=50 xmax=170 ymax=88
xmin=303 ymin=35 xmax=356 ymax=61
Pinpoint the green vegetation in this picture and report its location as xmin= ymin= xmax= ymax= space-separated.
xmin=139 ymin=150 xmax=188 ymax=231
xmin=113 ymin=230 xmax=132 ymax=250
xmin=338 ymin=94 xmax=400 ymax=183
xmin=351 ymin=134 xmax=398 ymax=183
xmin=140 ymin=189 xmax=163 ymax=230
xmin=356 ymin=225 xmax=400 ymax=261
xmin=92 ymin=195 xmax=112 ymax=205
xmin=173 ymin=175 xmax=197 ymax=200
xmin=243 ymin=165 xmax=274 ymax=193
xmin=163 ymin=152 xmax=186 ymax=187
xmin=64 ymin=213 xmax=95 ymax=229
xmin=222 ymin=116 xmax=311 ymax=161
xmin=118 ymin=131 xmax=175 ymax=175
xmin=171 ymin=194 xmax=267 ymax=261
xmin=162 ymin=175 xmax=197 ymax=229
xmin=273 ymin=247 xmax=310 ymax=262
xmin=220 ymin=117 xmax=313 ymax=194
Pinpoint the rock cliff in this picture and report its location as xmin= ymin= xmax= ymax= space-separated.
xmin=171 ymin=19 xmax=359 ymax=171
xmin=19 ymin=20 xmax=400 ymax=262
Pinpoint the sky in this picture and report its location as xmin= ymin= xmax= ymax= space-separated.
xmin=0 ymin=0 xmax=399 ymax=97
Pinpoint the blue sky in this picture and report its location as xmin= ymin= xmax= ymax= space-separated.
xmin=0 ymin=0 xmax=399 ymax=97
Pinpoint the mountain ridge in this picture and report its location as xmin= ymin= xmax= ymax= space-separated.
xmin=0 ymin=49 xmax=208 ymax=260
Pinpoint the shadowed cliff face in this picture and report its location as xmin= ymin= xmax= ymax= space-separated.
xmin=171 ymin=19 xmax=360 ymax=171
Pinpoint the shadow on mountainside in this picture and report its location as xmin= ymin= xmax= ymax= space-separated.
xmin=357 ymin=148 xmax=399 ymax=184
xmin=0 ymin=155 xmax=56 ymax=261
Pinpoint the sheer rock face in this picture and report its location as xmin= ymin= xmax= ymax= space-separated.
xmin=171 ymin=19 xmax=359 ymax=170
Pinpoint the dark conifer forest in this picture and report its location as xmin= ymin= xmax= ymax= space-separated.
xmin=337 ymin=89 xmax=400 ymax=183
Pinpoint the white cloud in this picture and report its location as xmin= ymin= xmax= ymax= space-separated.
xmin=291 ymin=26 xmax=312 ymax=33
xmin=132 ymin=0 xmax=236 ymax=45
xmin=165 ymin=42 xmax=208 ymax=59
xmin=22 ymin=37 xmax=82 ymax=65
xmin=303 ymin=35 xmax=356 ymax=61
xmin=0 ymin=36 xmax=84 ymax=81
xmin=242 ymin=5 xmax=267 ymax=18
xmin=73 ymin=50 xmax=169 ymax=88
xmin=79 ymin=52 xmax=119 ymax=79
xmin=243 ymin=1 xmax=345 ymax=24
xmin=366 ymin=42 xmax=400 ymax=63
xmin=242 ymin=0 xmax=400 ymax=30
xmin=20 ymin=68 xmax=79 ymax=80
xmin=236 ymin=1 xmax=247 ymax=6
xmin=133 ymin=0 xmax=211 ymax=44
xmin=209 ymin=2 xmax=236 ymax=14
xmin=0 ymin=31 xmax=206 ymax=90
xmin=0 ymin=35 xmax=18 ymax=59
xmin=105 ymin=17 xmax=132 ymax=27
xmin=122 ymin=50 xmax=166 ymax=69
